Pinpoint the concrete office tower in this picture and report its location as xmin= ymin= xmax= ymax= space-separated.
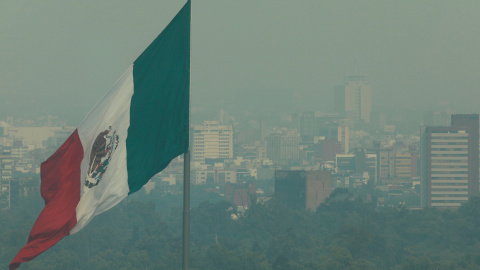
xmin=275 ymin=170 xmax=331 ymax=212
xmin=192 ymin=121 xmax=234 ymax=162
xmin=421 ymin=114 xmax=479 ymax=208
xmin=334 ymin=74 xmax=372 ymax=125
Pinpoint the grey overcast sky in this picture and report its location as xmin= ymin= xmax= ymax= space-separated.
xmin=1 ymin=0 xmax=480 ymax=123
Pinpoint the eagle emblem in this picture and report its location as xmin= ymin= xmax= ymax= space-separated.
xmin=85 ymin=126 xmax=119 ymax=188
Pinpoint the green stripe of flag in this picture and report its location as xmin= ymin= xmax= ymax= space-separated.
xmin=127 ymin=0 xmax=190 ymax=194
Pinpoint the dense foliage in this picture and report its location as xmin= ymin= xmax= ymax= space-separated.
xmin=2 ymin=188 xmax=480 ymax=269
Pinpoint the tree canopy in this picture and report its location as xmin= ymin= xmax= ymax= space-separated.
xmin=2 ymin=189 xmax=480 ymax=269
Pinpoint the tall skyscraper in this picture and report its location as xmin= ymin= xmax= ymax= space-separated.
xmin=421 ymin=114 xmax=479 ymax=208
xmin=334 ymin=74 xmax=372 ymax=124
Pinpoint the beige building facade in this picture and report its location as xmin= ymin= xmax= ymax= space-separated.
xmin=192 ymin=121 xmax=234 ymax=162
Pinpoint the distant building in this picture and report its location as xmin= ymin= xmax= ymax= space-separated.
xmin=334 ymin=74 xmax=372 ymax=125
xmin=0 ymin=178 xmax=19 ymax=210
xmin=192 ymin=121 xmax=234 ymax=162
xmin=195 ymin=170 xmax=215 ymax=185
xmin=335 ymin=151 xmax=377 ymax=185
xmin=299 ymin=111 xmax=317 ymax=141
xmin=266 ymin=129 xmax=300 ymax=162
xmin=3 ymin=126 xmax=62 ymax=147
xmin=157 ymin=156 xmax=184 ymax=185
xmin=195 ymin=170 xmax=236 ymax=185
xmin=421 ymin=114 xmax=479 ymax=208
xmin=379 ymin=149 xmax=395 ymax=182
xmin=365 ymin=153 xmax=378 ymax=185
xmin=299 ymin=112 xmax=348 ymax=149
xmin=0 ymin=150 xmax=14 ymax=209
xmin=0 ymin=149 xmax=13 ymax=181
xmin=337 ymin=126 xmax=350 ymax=154
xmin=225 ymin=182 xmax=256 ymax=209
xmin=319 ymin=125 xmax=349 ymax=155
xmin=1 ymin=176 xmax=38 ymax=210
xmin=314 ymin=139 xmax=342 ymax=162
xmin=236 ymin=145 xmax=258 ymax=160
xmin=394 ymin=150 xmax=418 ymax=179
xmin=275 ymin=170 xmax=331 ymax=212
xmin=335 ymin=154 xmax=355 ymax=175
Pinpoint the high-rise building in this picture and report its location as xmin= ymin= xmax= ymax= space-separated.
xmin=334 ymin=74 xmax=372 ymax=124
xmin=192 ymin=121 xmax=234 ymax=162
xmin=266 ymin=129 xmax=300 ymax=162
xmin=275 ymin=170 xmax=331 ymax=212
xmin=421 ymin=114 xmax=479 ymax=208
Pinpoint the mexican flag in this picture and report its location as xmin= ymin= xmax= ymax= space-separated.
xmin=10 ymin=1 xmax=190 ymax=269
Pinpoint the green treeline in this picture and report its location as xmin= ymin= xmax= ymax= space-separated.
xmin=2 ymin=188 xmax=480 ymax=269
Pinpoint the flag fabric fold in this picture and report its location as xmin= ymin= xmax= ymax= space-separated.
xmin=10 ymin=1 xmax=190 ymax=269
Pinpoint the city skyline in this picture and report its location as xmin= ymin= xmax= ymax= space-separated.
xmin=3 ymin=1 xmax=480 ymax=269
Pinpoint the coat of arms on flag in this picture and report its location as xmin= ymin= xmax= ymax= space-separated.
xmin=85 ymin=126 xmax=119 ymax=188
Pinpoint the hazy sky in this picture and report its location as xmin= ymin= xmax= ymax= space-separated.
xmin=1 ymin=0 xmax=480 ymax=124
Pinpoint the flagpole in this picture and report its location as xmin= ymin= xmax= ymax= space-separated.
xmin=183 ymin=1 xmax=192 ymax=269
xmin=183 ymin=151 xmax=190 ymax=270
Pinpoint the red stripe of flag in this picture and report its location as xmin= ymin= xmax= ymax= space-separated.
xmin=10 ymin=130 xmax=83 ymax=270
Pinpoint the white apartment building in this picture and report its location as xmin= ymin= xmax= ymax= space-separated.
xmin=421 ymin=114 xmax=479 ymax=208
xmin=428 ymin=131 xmax=470 ymax=207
